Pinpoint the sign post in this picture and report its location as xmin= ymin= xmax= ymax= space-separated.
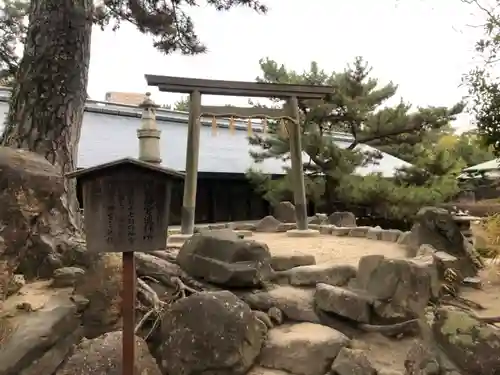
xmin=67 ymin=158 xmax=184 ymax=375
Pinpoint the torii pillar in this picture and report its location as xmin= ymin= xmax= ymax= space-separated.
xmin=145 ymin=75 xmax=334 ymax=238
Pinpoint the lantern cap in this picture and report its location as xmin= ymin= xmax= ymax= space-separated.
xmin=66 ymin=157 xmax=184 ymax=180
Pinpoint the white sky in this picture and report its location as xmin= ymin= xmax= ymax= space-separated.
xmin=88 ymin=0 xmax=488 ymax=131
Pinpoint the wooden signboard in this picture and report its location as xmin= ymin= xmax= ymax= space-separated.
xmin=67 ymin=157 xmax=184 ymax=253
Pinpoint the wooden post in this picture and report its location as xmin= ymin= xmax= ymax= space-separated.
xmin=122 ymin=251 xmax=136 ymax=375
xmin=181 ymin=90 xmax=202 ymax=235
xmin=286 ymin=96 xmax=308 ymax=231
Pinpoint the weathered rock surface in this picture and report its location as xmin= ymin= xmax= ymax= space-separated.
xmin=308 ymin=214 xmax=328 ymax=225
xmin=0 ymin=147 xmax=93 ymax=290
xmin=277 ymin=264 xmax=357 ymax=287
xmin=240 ymin=285 xmax=320 ymax=323
xmin=366 ymin=227 xmax=383 ymax=240
xmin=381 ymin=229 xmax=403 ymax=242
xmin=274 ymin=202 xmax=296 ymax=223
xmin=328 ymin=212 xmax=356 ymax=227
xmin=331 ymin=347 xmax=378 ymax=375
xmin=73 ymin=253 xmax=123 ymax=338
xmin=0 ymin=291 xmax=80 ymax=375
xmin=56 ymin=331 xmax=161 ymax=375
xmin=160 ymin=291 xmax=265 ymax=375
xmin=349 ymin=227 xmax=370 ymax=238
xmin=404 ymin=340 xmax=441 ymax=375
xmin=258 ymin=323 xmax=350 ymax=375
xmin=271 ymin=254 xmax=316 ymax=272
xmin=432 ymin=306 xmax=500 ymax=375
xmin=256 ymin=216 xmax=282 ymax=232
xmin=177 ymin=230 xmax=272 ymax=287
xmin=315 ymin=283 xmax=372 ymax=323
xmin=350 ymin=254 xmax=440 ymax=322
xmin=408 ymin=207 xmax=483 ymax=278
xmin=52 ymin=267 xmax=85 ymax=288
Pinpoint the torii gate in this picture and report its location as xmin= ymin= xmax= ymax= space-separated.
xmin=145 ymin=75 xmax=334 ymax=237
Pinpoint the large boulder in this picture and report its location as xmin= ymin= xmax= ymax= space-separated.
xmin=177 ymin=230 xmax=272 ymax=287
xmin=274 ymin=202 xmax=296 ymax=223
xmin=159 ymin=291 xmax=265 ymax=375
xmin=56 ymin=331 xmax=161 ymax=375
xmin=328 ymin=212 xmax=356 ymax=227
xmin=408 ymin=207 xmax=483 ymax=277
xmin=349 ymin=255 xmax=440 ymax=322
xmin=432 ymin=306 xmax=500 ymax=375
xmin=0 ymin=148 xmax=93 ymax=291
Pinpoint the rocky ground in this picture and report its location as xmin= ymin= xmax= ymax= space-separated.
xmin=1 ymin=207 xmax=500 ymax=375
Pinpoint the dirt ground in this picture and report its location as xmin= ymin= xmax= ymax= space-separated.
xmin=251 ymin=232 xmax=500 ymax=375
xmin=252 ymin=233 xmax=407 ymax=265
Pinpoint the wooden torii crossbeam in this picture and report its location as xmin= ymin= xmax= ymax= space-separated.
xmin=145 ymin=74 xmax=334 ymax=236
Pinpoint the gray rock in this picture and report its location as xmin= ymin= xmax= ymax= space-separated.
xmin=328 ymin=212 xmax=357 ymax=227
xmin=331 ymin=227 xmax=351 ymax=236
xmin=52 ymin=267 xmax=85 ymax=288
xmin=319 ymin=224 xmax=334 ymax=234
xmin=366 ymin=227 xmax=383 ymax=240
xmin=331 ymin=347 xmax=378 ymax=375
xmin=271 ymin=254 xmax=316 ymax=271
xmin=278 ymin=264 xmax=356 ymax=287
xmin=349 ymin=227 xmax=370 ymax=238
xmin=258 ymin=323 xmax=350 ymax=375
xmin=381 ymin=229 xmax=403 ymax=242
xmin=404 ymin=340 xmax=441 ymax=375
xmin=315 ymin=283 xmax=372 ymax=323
xmin=240 ymin=285 xmax=321 ymax=323
xmin=6 ymin=274 xmax=25 ymax=297
xmin=160 ymin=291 xmax=265 ymax=375
xmin=410 ymin=207 xmax=484 ymax=277
xmin=276 ymin=223 xmax=297 ymax=232
xmin=177 ymin=230 xmax=272 ymax=287
xmin=56 ymin=331 xmax=161 ymax=375
xmin=267 ymin=307 xmax=284 ymax=325
xmin=0 ymin=294 xmax=80 ymax=375
xmin=256 ymin=216 xmax=282 ymax=232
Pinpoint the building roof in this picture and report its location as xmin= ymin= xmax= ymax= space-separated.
xmin=0 ymin=88 xmax=411 ymax=177
xmin=462 ymin=158 xmax=500 ymax=173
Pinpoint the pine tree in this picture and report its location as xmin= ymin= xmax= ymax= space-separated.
xmin=247 ymin=57 xmax=464 ymax=219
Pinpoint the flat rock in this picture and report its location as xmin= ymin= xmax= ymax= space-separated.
xmin=331 ymin=227 xmax=351 ymax=236
xmin=349 ymin=227 xmax=369 ymax=238
xmin=315 ymin=283 xmax=372 ymax=323
xmin=52 ymin=267 xmax=85 ymax=288
xmin=258 ymin=323 xmax=350 ymax=375
xmin=271 ymin=254 xmax=316 ymax=272
xmin=0 ymin=292 xmax=79 ymax=375
xmin=277 ymin=264 xmax=356 ymax=287
xmin=380 ymin=229 xmax=402 ymax=242
xmin=240 ymin=286 xmax=320 ymax=323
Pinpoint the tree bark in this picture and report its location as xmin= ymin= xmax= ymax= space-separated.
xmin=1 ymin=0 xmax=93 ymax=216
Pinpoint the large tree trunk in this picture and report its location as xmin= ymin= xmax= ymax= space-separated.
xmin=1 ymin=0 xmax=93 ymax=216
xmin=0 ymin=0 xmax=94 ymax=292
